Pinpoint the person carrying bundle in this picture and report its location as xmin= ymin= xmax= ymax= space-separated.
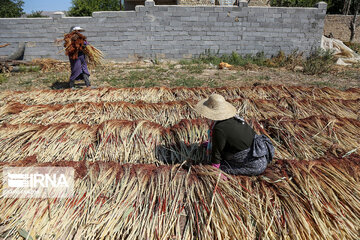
xmin=64 ymin=26 xmax=91 ymax=88
xmin=195 ymin=94 xmax=274 ymax=176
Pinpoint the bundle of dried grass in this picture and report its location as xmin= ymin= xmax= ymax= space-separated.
xmin=101 ymin=87 xmax=175 ymax=103
xmin=0 ymin=155 xmax=359 ymax=239
xmin=63 ymin=31 xmax=87 ymax=60
xmin=284 ymin=98 xmax=360 ymax=119
xmin=230 ymin=98 xmax=294 ymax=120
xmin=83 ymin=44 xmax=104 ymax=66
xmin=0 ymin=123 xmax=44 ymax=162
xmin=260 ymin=116 xmax=360 ymax=159
xmin=0 ymin=101 xmax=61 ymax=125
xmin=0 ymin=122 xmax=97 ymax=162
xmin=94 ymin=120 xmax=163 ymax=164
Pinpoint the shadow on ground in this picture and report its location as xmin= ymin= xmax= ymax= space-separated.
xmin=51 ymin=81 xmax=89 ymax=90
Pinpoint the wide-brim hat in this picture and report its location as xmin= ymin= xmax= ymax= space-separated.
xmin=195 ymin=94 xmax=237 ymax=121
xmin=69 ymin=26 xmax=85 ymax=33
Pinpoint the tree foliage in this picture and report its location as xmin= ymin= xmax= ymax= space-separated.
xmin=0 ymin=0 xmax=24 ymax=18
xmin=270 ymin=0 xmax=356 ymax=14
xmin=68 ymin=0 xmax=121 ymax=16
xmin=27 ymin=11 xmax=48 ymax=18
xmin=270 ymin=0 xmax=318 ymax=7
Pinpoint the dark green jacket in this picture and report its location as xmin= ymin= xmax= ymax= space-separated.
xmin=211 ymin=117 xmax=255 ymax=164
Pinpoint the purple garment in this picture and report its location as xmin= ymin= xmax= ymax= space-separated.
xmin=69 ymin=42 xmax=90 ymax=81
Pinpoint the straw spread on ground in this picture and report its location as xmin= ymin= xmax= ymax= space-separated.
xmin=0 ymin=85 xmax=359 ymax=239
xmin=0 ymin=154 xmax=359 ymax=239
xmin=0 ymin=86 xmax=359 ymax=106
xmin=0 ymin=116 xmax=358 ymax=163
xmin=0 ymin=98 xmax=358 ymax=126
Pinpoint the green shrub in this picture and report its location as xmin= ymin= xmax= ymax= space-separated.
xmin=267 ymin=50 xmax=304 ymax=70
xmin=0 ymin=74 xmax=8 ymax=85
xmin=19 ymin=65 xmax=41 ymax=72
xmin=193 ymin=50 xmax=269 ymax=67
xmin=303 ymin=49 xmax=335 ymax=75
xmin=188 ymin=49 xmax=334 ymax=74
xmin=172 ymin=76 xmax=203 ymax=87
xmin=181 ymin=64 xmax=206 ymax=74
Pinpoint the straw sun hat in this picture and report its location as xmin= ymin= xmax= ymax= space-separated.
xmin=195 ymin=94 xmax=237 ymax=121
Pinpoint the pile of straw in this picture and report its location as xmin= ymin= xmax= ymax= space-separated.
xmin=30 ymin=58 xmax=69 ymax=72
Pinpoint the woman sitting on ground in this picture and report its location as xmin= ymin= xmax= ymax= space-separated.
xmin=195 ymin=94 xmax=274 ymax=176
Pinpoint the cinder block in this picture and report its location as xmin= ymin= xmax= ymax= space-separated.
xmin=238 ymin=0 xmax=248 ymax=7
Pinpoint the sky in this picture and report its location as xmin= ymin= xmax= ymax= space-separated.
xmin=23 ymin=0 xmax=73 ymax=13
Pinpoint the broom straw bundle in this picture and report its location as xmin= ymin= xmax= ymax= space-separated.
xmin=83 ymin=44 xmax=104 ymax=67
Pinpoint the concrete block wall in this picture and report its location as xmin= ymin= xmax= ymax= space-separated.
xmin=0 ymin=2 xmax=327 ymax=60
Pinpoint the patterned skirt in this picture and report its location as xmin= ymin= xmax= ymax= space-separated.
xmin=220 ymin=134 xmax=275 ymax=176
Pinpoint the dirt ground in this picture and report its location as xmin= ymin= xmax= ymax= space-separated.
xmin=0 ymin=60 xmax=359 ymax=91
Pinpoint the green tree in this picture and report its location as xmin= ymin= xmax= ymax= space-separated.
xmin=0 ymin=0 xmax=24 ymax=18
xmin=68 ymin=0 xmax=121 ymax=16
